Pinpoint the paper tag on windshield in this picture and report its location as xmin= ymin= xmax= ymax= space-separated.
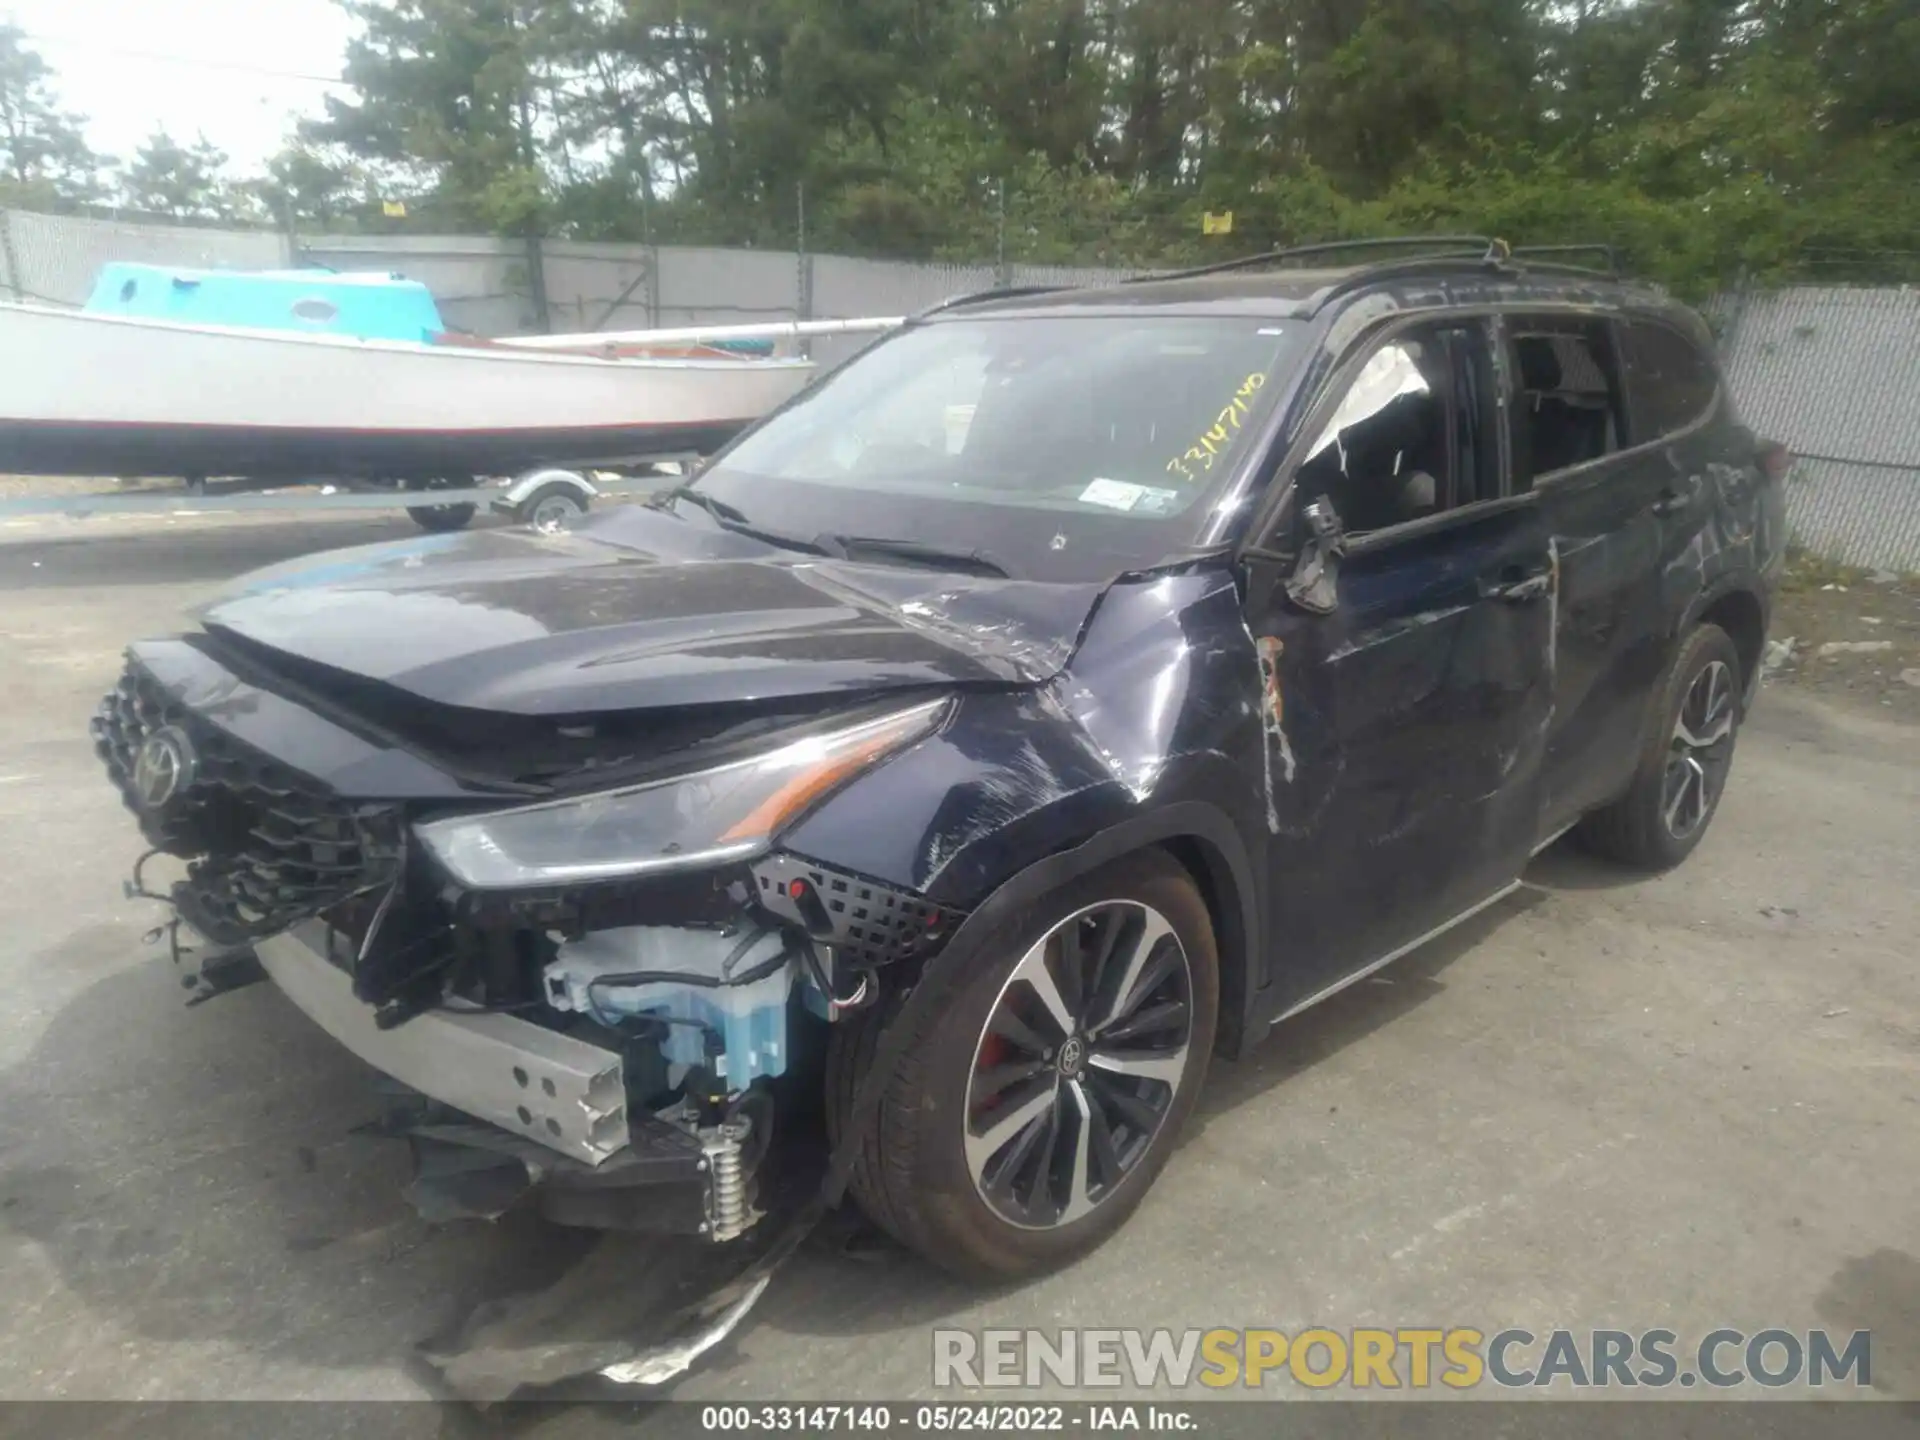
xmin=1079 ymin=478 xmax=1147 ymax=511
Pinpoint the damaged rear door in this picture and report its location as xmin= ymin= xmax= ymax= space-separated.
xmin=1242 ymin=316 xmax=1555 ymax=1016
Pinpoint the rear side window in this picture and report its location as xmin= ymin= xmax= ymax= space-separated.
xmin=1620 ymin=319 xmax=1719 ymax=441
xmin=1505 ymin=319 xmax=1626 ymax=488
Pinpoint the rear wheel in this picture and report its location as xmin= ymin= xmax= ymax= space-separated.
xmin=1577 ymin=623 xmax=1742 ymax=870
xmin=405 ymin=477 xmax=477 ymax=532
xmin=827 ymin=850 xmax=1217 ymax=1280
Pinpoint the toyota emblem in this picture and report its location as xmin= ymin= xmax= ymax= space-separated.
xmin=133 ymin=726 xmax=198 ymax=811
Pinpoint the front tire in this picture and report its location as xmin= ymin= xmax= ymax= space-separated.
xmin=1577 ymin=623 xmax=1743 ymax=870
xmin=827 ymin=850 xmax=1218 ymax=1281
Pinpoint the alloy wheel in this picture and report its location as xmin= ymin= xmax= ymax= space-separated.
xmin=964 ymin=900 xmax=1193 ymax=1231
xmin=1663 ymin=658 xmax=1736 ymax=839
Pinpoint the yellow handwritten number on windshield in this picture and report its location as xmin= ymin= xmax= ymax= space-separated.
xmin=1166 ymin=371 xmax=1266 ymax=483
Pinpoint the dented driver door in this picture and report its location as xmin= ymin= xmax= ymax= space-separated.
xmin=1242 ymin=320 xmax=1555 ymax=1018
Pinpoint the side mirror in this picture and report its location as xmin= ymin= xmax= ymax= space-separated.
xmin=1285 ymin=497 xmax=1345 ymax=614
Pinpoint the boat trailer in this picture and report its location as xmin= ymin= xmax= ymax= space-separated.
xmin=1 ymin=315 xmax=904 ymax=533
xmin=0 ymin=465 xmax=688 ymax=533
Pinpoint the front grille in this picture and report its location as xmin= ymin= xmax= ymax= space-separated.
xmin=94 ymin=661 xmax=402 ymax=946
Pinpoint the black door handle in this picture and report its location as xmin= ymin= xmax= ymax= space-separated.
xmin=1480 ymin=568 xmax=1552 ymax=603
xmin=1651 ymin=474 xmax=1702 ymax=516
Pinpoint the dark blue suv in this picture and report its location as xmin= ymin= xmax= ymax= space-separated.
xmin=97 ymin=239 xmax=1786 ymax=1285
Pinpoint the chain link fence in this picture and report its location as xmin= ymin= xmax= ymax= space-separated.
xmin=295 ymin=236 xmax=1135 ymax=370
xmin=1713 ymin=286 xmax=1920 ymax=573
xmin=0 ymin=208 xmax=288 ymax=308
xmin=5 ymin=206 xmax=1916 ymax=570
xmin=1 ymin=210 xmax=1136 ymax=376
xmin=1 ymin=208 xmax=1136 ymax=323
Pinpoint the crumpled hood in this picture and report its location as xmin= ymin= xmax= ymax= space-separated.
xmin=194 ymin=507 xmax=1107 ymax=715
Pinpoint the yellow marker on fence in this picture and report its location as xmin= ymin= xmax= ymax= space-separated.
xmin=1202 ymin=211 xmax=1234 ymax=236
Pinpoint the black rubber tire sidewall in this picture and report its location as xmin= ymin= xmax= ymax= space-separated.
xmin=830 ymin=848 xmax=1219 ymax=1281
xmin=1576 ymin=623 xmax=1742 ymax=871
xmin=406 ymin=502 xmax=477 ymax=532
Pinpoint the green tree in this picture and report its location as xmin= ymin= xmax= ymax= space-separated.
xmin=249 ymin=143 xmax=377 ymax=230
xmin=123 ymin=131 xmax=240 ymax=221
xmin=307 ymin=0 xmax=559 ymax=233
xmin=303 ymin=0 xmax=1920 ymax=286
xmin=0 ymin=23 xmax=112 ymax=208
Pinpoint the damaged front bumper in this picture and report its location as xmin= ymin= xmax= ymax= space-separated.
xmin=258 ymin=921 xmax=631 ymax=1167
xmin=253 ymin=920 xmax=748 ymax=1236
xmin=98 ymin=636 xmax=964 ymax=1296
xmin=90 ymin=612 xmax=1003 ymax=1391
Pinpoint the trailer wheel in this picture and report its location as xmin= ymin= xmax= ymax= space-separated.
xmin=516 ymin=481 xmax=589 ymax=532
xmin=405 ymin=477 xmax=477 ymax=533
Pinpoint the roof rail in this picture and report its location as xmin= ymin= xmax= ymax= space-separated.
xmin=1129 ymin=235 xmax=1500 ymax=285
xmin=911 ymin=284 xmax=1069 ymax=319
xmin=1129 ymin=235 xmax=1633 ymax=288
xmin=912 ymin=241 xmax=1631 ymax=321
xmin=1510 ymin=244 xmax=1623 ymax=278
xmin=1303 ymin=254 xmax=1511 ymax=313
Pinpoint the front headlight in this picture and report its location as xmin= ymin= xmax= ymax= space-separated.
xmin=416 ymin=697 xmax=948 ymax=889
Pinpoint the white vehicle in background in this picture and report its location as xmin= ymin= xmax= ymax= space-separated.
xmin=0 ymin=262 xmax=898 ymax=531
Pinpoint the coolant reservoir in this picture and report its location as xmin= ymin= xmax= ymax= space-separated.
xmin=543 ymin=925 xmax=794 ymax=1090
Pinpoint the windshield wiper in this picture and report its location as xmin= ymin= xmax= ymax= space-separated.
xmin=820 ymin=534 xmax=1012 ymax=578
xmin=650 ymin=483 xmax=749 ymax=525
xmin=652 ymin=484 xmax=826 ymax=555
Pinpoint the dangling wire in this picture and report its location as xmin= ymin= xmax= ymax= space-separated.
xmin=123 ymin=847 xmax=174 ymax=905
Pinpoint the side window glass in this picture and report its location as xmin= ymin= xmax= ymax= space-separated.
xmin=1298 ymin=331 xmax=1450 ymax=535
xmin=1506 ymin=320 xmax=1625 ymax=488
xmin=1621 ymin=319 xmax=1719 ymax=442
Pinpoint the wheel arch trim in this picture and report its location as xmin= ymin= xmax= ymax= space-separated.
xmin=1680 ymin=577 xmax=1769 ymax=707
xmin=925 ymin=802 xmax=1263 ymax=1061
xmin=500 ymin=467 xmax=598 ymax=508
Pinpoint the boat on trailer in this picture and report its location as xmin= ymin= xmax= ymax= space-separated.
xmin=0 ymin=264 xmax=836 ymax=486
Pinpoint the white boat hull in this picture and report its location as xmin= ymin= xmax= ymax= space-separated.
xmin=0 ymin=302 xmax=816 ymax=479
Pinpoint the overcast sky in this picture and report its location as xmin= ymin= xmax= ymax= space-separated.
xmin=5 ymin=0 xmax=354 ymax=173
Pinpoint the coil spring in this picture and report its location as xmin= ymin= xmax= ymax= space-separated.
xmin=703 ymin=1117 xmax=752 ymax=1242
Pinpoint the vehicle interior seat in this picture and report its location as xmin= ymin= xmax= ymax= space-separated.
xmin=1334 ymin=390 xmax=1447 ymax=532
xmin=1516 ymin=334 xmax=1615 ymax=474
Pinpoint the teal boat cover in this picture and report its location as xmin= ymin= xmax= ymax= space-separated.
xmin=83 ymin=264 xmax=448 ymax=344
